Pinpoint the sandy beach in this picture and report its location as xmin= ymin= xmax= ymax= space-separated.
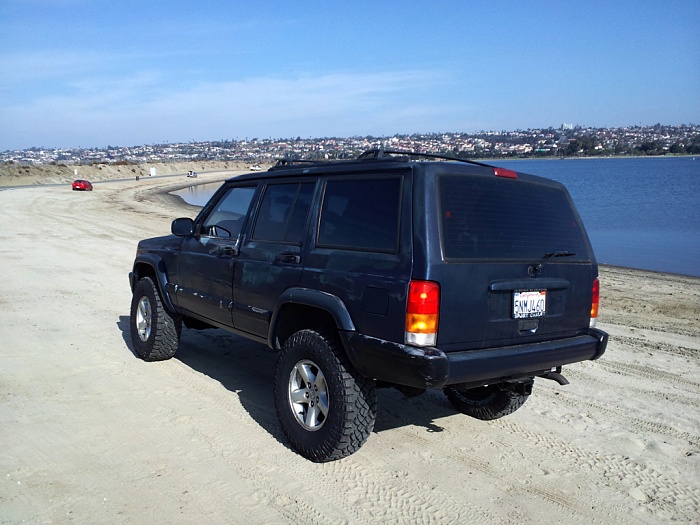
xmin=1 ymin=167 xmax=698 ymax=524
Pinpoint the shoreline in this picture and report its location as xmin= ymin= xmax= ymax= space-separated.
xmin=599 ymin=262 xmax=700 ymax=280
xmin=2 ymin=162 xmax=698 ymax=280
xmin=5 ymin=165 xmax=698 ymax=281
xmin=1 ymin=154 xmax=695 ymax=186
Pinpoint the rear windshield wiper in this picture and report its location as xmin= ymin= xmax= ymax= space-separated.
xmin=543 ymin=250 xmax=576 ymax=259
xmin=529 ymin=251 xmax=577 ymax=276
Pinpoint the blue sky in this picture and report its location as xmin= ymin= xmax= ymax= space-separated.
xmin=1 ymin=0 xmax=698 ymax=150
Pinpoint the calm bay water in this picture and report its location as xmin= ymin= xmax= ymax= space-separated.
xmin=500 ymin=157 xmax=699 ymax=277
xmin=173 ymin=157 xmax=700 ymax=277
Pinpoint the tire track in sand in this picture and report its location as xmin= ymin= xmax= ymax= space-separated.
xmin=147 ymin=340 xmax=495 ymax=524
xmin=376 ymin=393 xmax=640 ymax=525
xmin=493 ymin=417 xmax=700 ymax=522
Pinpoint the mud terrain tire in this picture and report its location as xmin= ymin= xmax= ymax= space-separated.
xmin=274 ymin=329 xmax=377 ymax=462
xmin=130 ymin=277 xmax=181 ymax=361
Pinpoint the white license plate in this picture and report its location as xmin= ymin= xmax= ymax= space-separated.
xmin=513 ymin=290 xmax=547 ymax=319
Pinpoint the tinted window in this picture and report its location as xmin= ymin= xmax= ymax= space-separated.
xmin=318 ymin=178 xmax=401 ymax=252
xmin=253 ymin=183 xmax=313 ymax=242
xmin=439 ymin=175 xmax=589 ymax=260
xmin=286 ymin=183 xmax=314 ymax=242
xmin=203 ymin=186 xmax=256 ymax=238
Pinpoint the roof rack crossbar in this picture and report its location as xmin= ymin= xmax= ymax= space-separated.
xmin=274 ymin=157 xmax=319 ymax=167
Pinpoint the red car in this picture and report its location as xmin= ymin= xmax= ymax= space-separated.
xmin=72 ymin=179 xmax=93 ymax=191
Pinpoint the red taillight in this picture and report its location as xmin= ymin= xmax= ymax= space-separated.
xmin=493 ymin=167 xmax=518 ymax=179
xmin=406 ymin=280 xmax=440 ymax=346
xmin=590 ymin=278 xmax=600 ymax=327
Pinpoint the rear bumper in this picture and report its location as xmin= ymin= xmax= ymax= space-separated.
xmin=340 ymin=328 xmax=608 ymax=389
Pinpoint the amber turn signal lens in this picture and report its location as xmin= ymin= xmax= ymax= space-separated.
xmin=406 ymin=312 xmax=439 ymax=334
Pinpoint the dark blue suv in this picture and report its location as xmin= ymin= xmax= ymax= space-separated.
xmin=129 ymin=150 xmax=608 ymax=462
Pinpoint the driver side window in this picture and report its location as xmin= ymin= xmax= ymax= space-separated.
xmin=202 ymin=186 xmax=256 ymax=238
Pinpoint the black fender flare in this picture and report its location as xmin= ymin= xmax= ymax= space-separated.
xmin=268 ymin=288 xmax=355 ymax=348
xmin=129 ymin=253 xmax=177 ymax=313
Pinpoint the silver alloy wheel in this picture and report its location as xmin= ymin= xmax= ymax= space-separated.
xmin=288 ymin=359 xmax=329 ymax=431
xmin=136 ymin=295 xmax=152 ymax=342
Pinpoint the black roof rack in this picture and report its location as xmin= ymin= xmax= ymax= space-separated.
xmin=273 ymin=157 xmax=319 ymax=167
xmin=268 ymin=148 xmax=502 ymax=172
xmin=357 ymin=148 xmax=497 ymax=169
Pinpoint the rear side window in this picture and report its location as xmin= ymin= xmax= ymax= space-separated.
xmin=439 ymin=175 xmax=589 ymax=260
xmin=253 ymin=182 xmax=314 ymax=243
xmin=318 ymin=177 xmax=401 ymax=252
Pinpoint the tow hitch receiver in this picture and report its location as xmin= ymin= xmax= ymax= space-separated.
xmin=504 ymin=380 xmax=534 ymax=396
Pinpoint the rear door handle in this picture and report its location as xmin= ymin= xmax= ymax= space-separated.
xmin=216 ymin=245 xmax=237 ymax=257
xmin=276 ymin=253 xmax=301 ymax=264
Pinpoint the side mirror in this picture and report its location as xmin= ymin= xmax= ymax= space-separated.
xmin=171 ymin=217 xmax=194 ymax=236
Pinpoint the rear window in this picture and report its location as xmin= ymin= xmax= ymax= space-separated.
xmin=252 ymin=182 xmax=314 ymax=243
xmin=439 ymin=175 xmax=589 ymax=260
xmin=318 ymin=177 xmax=401 ymax=252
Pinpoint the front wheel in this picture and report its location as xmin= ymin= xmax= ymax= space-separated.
xmin=444 ymin=381 xmax=532 ymax=420
xmin=274 ymin=329 xmax=377 ymax=462
xmin=129 ymin=277 xmax=181 ymax=361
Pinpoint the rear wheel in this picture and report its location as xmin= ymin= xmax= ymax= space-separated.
xmin=274 ymin=329 xmax=377 ymax=462
xmin=444 ymin=381 xmax=532 ymax=420
xmin=130 ymin=277 xmax=181 ymax=361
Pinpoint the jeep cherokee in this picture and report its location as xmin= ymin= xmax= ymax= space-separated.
xmin=129 ymin=149 xmax=608 ymax=462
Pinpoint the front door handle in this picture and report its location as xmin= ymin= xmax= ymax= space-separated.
xmin=276 ymin=253 xmax=301 ymax=264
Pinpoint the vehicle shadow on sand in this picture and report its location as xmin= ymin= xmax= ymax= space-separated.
xmin=117 ymin=316 xmax=460 ymax=444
